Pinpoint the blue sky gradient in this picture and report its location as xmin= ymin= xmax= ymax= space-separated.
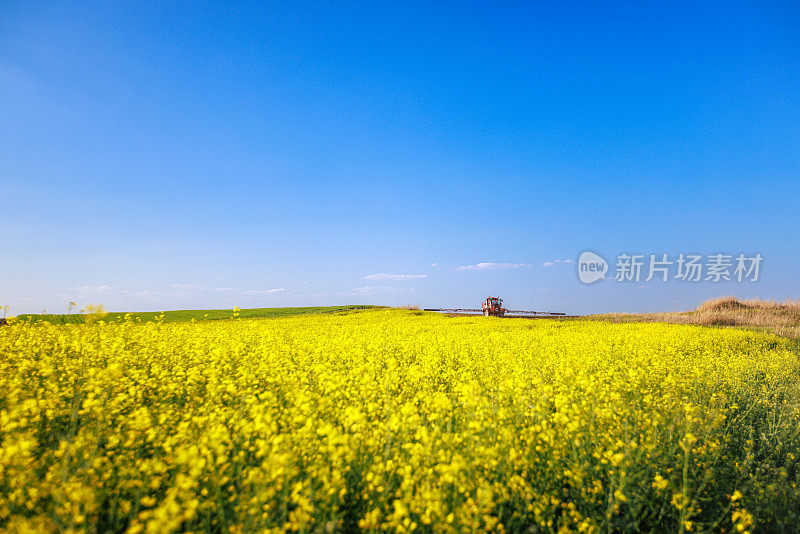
xmin=2 ymin=1 xmax=799 ymax=314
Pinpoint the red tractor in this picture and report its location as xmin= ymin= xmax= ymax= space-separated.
xmin=482 ymin=296 xmax=506 ymax=317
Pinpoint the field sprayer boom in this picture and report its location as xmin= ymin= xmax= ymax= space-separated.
xmin=424 ymin=296 xmax=567 ymax=318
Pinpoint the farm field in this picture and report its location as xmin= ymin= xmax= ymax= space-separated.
xmin=589 ymin=297 xmax=800 ymax=339
xmin=1 ymin=309 xmax=799 ymax=533
xmin=15 ymin=305 xmax=382 ymax=325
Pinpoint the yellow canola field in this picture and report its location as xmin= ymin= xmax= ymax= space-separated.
xmin=1 ymin=309 xmax=799 ymax=533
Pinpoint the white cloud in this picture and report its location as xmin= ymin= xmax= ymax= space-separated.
xmin=365 ymin=273 xmax=427 ymax=280
xmin=72 ymin=284 xmax=284 ymax=300
xmin=243 ymin=288 xmax=285 ymax=295
xmin=456 ymin=262 xmax=531 ymax=271
xmin=70 ymin=285 xmax=191 ymax=301
xmin=542 ymin=259 xmax=574 ymax=267
xmin=350 ymin=286 xmax=402 ymax=294
xmin=169 ymin=283 xmax=204 ymax=290
xmin=73 ymin=285 xmax=118 ymax=292
xmin=214 ymin=287 xmax=284 ymax=295
xmin=294 ymin=291 xmax=327 ymax=298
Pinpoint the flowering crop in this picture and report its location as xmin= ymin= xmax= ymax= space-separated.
xmin=1 ymin=309 xmax=798 ymax=532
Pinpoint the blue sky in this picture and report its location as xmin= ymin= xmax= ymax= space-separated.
xmin=2 ymin=1 xmax=799 ymax=315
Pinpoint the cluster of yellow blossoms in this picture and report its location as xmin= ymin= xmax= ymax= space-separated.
xmin=1 ymin=309 xmax=798 ymax=532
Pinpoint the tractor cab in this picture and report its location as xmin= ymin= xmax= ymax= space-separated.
xmin=482 ymin=296 xmax=505 ymax=317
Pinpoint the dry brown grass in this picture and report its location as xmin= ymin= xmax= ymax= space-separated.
xmin=395 ymin=305 xmax=420 ymax=310
xmin=592 ymin=296 xmax=800 ymax=338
